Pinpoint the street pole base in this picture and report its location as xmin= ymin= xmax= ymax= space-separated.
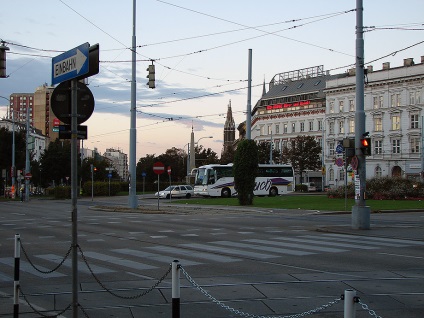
xmin=351 ymin=205 xmax=371 ymax=230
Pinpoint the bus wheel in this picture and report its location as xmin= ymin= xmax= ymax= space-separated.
xmin=269 ymin=187 xmax=278 ymax=197
xmin=221 ymin=188 xmax=231 ymax=198
xmin=185 ymin=193 xmax=191 ymax=199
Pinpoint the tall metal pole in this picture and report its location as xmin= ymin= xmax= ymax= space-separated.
xmin=421 ymin=116 xmax=424 ymax=182
xmin=352 ymin=0 xmax=370 ymax=229
xmin=128 ymin=0 xmax=138 ymax=208
xmin=12 ymin=103 xmax=16 ymax=197
xmin=24 ymin=95 xmax=30 ymax=201
xmin=246 ymin=49 xmax=252 ymax=140
xmin=269 ymin=130 xmax=273 ymax=163
xmin=71 ymin=79 xmax=79 ymax=317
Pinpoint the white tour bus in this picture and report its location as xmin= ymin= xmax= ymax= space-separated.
xmin=194 ymin=163 xmax=295 ymax=197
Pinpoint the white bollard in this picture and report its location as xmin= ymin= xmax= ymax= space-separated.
xmin=344 ymin=289 xmax=357 ymax=318
xmin=172 ymin=260 xmax=180 ymax=318
xmin=14 ymin=234 xmax=20 ymax=318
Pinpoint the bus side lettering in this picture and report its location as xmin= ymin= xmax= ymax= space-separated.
xmin=254 ymin=179 xmax=272 ymax=191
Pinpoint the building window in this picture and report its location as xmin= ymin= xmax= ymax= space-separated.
xmin=329 ymin=168 xmax=334 ymax=181
xmin=318 ymin=120 xmax=323 ymax=131
xmin=275 ymin=124 xmax=280 ymax=134
xmin=410 ymin=91 xmax=415 ymax=104
xmin=339 ymin=120 xmax=344 ymax=134
xmin=375 ymin=166 xmax=382 ymax=178
xmin=300 ymin=122 xmax=305 ymax=132
xmin=410 ymin=114 xmax=419 ymax=129
xmin=391 ymin=115 xmax=400 ymax=130
xmin=309 ymin=121 xmax=313 ymax=131
xmin=339 ymin=100 xmax=344 ymax=113
xmin=373 ymin=96 xmax=378 ymax=109
xmin=329 ymin=142 xmax=335 ymax=156
xmin=268 ymin=125 xmax=272 ymax=135
xmin=260 ymin=126 xmax=265 ymax=135
xmin=374 ymin=140 xmax=382 ymax=155
xmin=283 ymin=123 xmax=288 ymax=133
xmin=339 ymin=169 xmax=345 ymax=181
xmin=416 ymin=91 xmax=421 ymax=104
xmin=348 ymin=119 xmax=355 ymax=133
xmin=329 ymin=122 xmax=335 ymax=135
xmin=374 ymin=117 xmax=382 ymax=131
xmin=349 ymin=99 xmax=354 ymax=112
xmin=329 ymin=101 xmax=334 ymax=113
xmin=291 ymin=123 xmax=295 ymax=133
xmin=392 ymin=139 xmax=401 ymax=154
xmin=379 ymin=96 xmax=384 ymax=108
xmin=410 ymin=137 xmax=420 ymax=153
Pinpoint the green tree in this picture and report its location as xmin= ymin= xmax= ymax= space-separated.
xmin=281 ymin=135 xmax=322 ymax=184
xmin=220 ymin=145 xmax=235 ymax=164
xmin=257 ymin=141 xmax=281 ymax=164
xmin=233 ymin=139 xmax=259 ymax=205
xmin=39 ymin=139 xmax=72 ymax=187
xmin=157 ymin=147 xmax=187 ymax=182
xmin=195 ymin=145 xmax=219 ymax=167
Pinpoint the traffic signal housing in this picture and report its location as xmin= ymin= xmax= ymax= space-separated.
xmin=360 ymin=137 xmax=371 ymax=156
xmin=146 ymin=64 xmax=155 ymax=89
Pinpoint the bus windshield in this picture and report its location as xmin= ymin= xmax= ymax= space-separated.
xmin=194 ymin=168 xmax=207 ymax=185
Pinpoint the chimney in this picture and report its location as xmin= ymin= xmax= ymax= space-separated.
xmin=348 ymin=68 xmax=356 ymax=76
xmin=367 ymin=65 xmax=373 ymax=72
xmin=404 ymin=58 xmax=414 ymax=66
xmin=382 ymin=62 xmax=390 ymax=70
xmin=421 ymin=56 xmax=424 ymax=64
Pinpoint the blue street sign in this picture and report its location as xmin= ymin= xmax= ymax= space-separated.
xmin=335 ymin=144 xmax=344 ymax=154
xmin=107 ymin=173 xmax=112 ymax=178
xmin=141 ymin=172 xmax=147 ymax=177
xmin=52 ymin=42 xmax=89 ymax=85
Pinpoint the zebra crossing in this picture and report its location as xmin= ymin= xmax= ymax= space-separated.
xmin=1 ymin=233 xmax=423 ymax=281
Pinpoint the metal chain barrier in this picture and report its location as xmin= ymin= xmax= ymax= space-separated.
xmin=20 ymin=240 xmax=72 ymax=274
xmin=78 ymin=244 xmax=172 ymax=299
xmin=358 ymin=299 xmax=383 ymax=318
xmin=19 ymin=286 xmax=72 ymax=317
xmin=180 ymin=265 xmax=342 ymax=318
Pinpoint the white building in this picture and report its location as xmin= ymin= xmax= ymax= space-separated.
xmin=103 ymin=148 xmax=129 ymax=181
xmin=324 ymin=57 xmax=424 ymax=185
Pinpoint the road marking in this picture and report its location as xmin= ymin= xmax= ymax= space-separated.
xmin=244 ymin=239 xmax=347 ymax=253
xmin=274 ymin=237 xmax=378 ymax=250
xmin=378 ymin=252 xmax=424 ymax=259
xmin=212 ymin=241 xmax=314 ymax=256
xmin=113 ymin=248 xmax=202 ymax=266
xmin=181 ymin=243 xmax=279 ymax=259
xmin=322 ymin=233 xmax=424 ymax=246
xmin=148 ymin=245 xmax=240 ymax=263
xmin=82 ymin=251 xmax=156 ymax=270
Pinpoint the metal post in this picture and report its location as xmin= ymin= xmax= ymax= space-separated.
xmin=128 ymin=0 xmax=137 ymax=208
xmin=352 ymin=0 xmax=370 ymax=229
xmin=12 ymin=107 xmax=16 ymax=198
xmin=269 ymin=130 xmax=273 ymax=164
xmin=246 ymin=49 xmax=252 ymax=140
xmin=91 ymin=164 xmax=94 ymax=202
xmin=169 ymin=171 xmax=172 ymax=203
xmin=24 ymin=96 xmax=30 ymax=202
xmin=157 ymin=174 xmax=160 ymax=211
xmin=14 ymin=234 xmax=20 ymax=318
xmin=421 ymin=116 xmax=424 ymax=182
xmin=344 ymin=289 xmax=357 ymax=318
xmin=172 ymin=260 xmax=180 ymax=318
xmin=71 ymin=79 xmax=79 ymax=318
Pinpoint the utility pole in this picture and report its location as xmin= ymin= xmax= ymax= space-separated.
xmin=352 ymin=0 xmax=370 ymax=229
xmin=246 ymin=49 xmax=252 ymax=140
xmin=24 ymin=95 xmax=30 ymax=201
xmin=128 ymin=0 xmax=137 ymax=208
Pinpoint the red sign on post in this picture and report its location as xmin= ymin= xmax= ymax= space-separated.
xmin=153 ymin=162 xmax=165 ymax=175
xmin=167 ymin=166 xmax=171 ymax=175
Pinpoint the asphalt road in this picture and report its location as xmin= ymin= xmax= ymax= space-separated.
xmin=0 ymin=196 xmax=423 ymax=317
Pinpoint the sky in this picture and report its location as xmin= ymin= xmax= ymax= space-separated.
xmin=1 ymin=0 xmax=423 ymax=159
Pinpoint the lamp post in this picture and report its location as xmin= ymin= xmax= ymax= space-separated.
xmin=269 ymin=130 xmax=273 ymax=164
xmin=194 ymin=136 xmax=213 ymax=168
xmin=1 ymin=96 xmax=15 ymax=197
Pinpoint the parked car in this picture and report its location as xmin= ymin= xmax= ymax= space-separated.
xmin=303 ymin=182 xmax=317 ymax=192
xmin=155 ymin=185 xmax=194 ymax=199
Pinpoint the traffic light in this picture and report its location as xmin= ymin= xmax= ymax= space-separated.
xmin=360 ymin=137 xmax=371 ymax=156
xmin=146 ymin=64 xmax=155 ymax=89
xmin=0 ymin=40 xmax=10 ymax=78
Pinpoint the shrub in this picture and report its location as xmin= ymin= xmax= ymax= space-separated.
xmin=327 ymin=177 xmax=424 ymax=200
xmin=234 ymin=139 xmax=259 ymax=205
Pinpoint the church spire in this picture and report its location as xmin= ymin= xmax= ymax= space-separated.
xmin=223 ymin=100 xmax=235 ymax=152
xmin=262 ymin=78 xmax=267 ymax=97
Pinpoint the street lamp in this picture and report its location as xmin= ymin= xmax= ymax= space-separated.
xmin=0 ymin=95 xmax=15 ymax=197
xmin=194 ymin=136 xmax=213 ymax=168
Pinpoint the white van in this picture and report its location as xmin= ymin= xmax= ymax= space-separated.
xmin=303 ymin=182 xmax=317 ymax=192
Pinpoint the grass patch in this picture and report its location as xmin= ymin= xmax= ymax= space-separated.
xmin=175 ymin=194 xmax=424 ymax=212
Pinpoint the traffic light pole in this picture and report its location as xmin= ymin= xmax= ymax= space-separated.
xmin=352 ymin=0 xmax=370 ymax=230
xmin=71 ymin=79 xmax=79 ymax=317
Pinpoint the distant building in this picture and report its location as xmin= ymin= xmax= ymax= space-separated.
xmin=222 ymin=100 xmax=235 ymax=154
xmin=8 ymin=93 xmax=34 ymax=124
xmin=103 ymin=148 xmax=129 ymax=181
xmin=33 ymin=84 xmax=57 ymax=141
